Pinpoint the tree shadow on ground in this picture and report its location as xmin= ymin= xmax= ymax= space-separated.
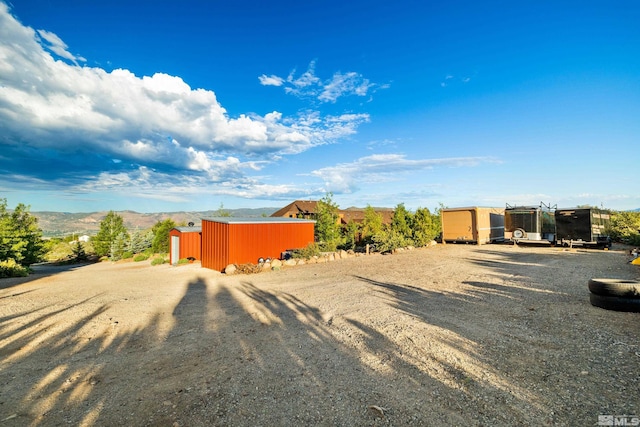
xmin=352 ymin=245 xmax=640 ymax=425
xmin=2 ymin=248 xmax=638 ymax=426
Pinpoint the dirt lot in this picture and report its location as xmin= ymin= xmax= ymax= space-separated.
xmin=1 ymin=243 xmax=639 ymax=426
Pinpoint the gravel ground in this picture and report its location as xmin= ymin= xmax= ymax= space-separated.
xmin=1 ymin=243 xmax=639 ymax=426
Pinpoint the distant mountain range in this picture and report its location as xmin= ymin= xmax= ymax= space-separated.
xmin=30 ymin=206 xmax=640 ymax=238
xmin=33 ymin=208 xmax=279 ymax=238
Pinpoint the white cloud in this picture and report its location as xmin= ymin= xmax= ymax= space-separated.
xmin=311 ymin=154 xmax=500 ymax=192
xmin=0 ymin=3 xmax=371 ymax=200
xmin=319 ymin=71 xmax=373 ymax=103
xmin=287 ymin=61 xmax=322 ymax=89
xmin=36 ymin=29 xmax=86 ymax=64
xmin=258 ymin=74 xmax=284 ymax=86
xmin=265 ymin=60 xmax=385 ymax=103
xmin=72 ymin=164 xmax=323 ymax=204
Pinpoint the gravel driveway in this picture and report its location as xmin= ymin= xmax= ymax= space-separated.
xmin=1 ymin=243 xmax=638 ymax=426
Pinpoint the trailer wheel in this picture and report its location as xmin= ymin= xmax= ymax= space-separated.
xmin=513 ymin=229 xmax=525 ymax=239
xmin=589 ymin=293 xmax=640 ymax=312
xmin=588 ymin=278 xmax=640 ymax=298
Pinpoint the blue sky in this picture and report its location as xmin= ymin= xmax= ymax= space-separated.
xmin=1 ymin=1 xmax=639 ymax=213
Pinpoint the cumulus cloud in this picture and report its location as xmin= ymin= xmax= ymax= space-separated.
xmin=0 ymin=2 xmax=369 ymax=200
xmin=264 ymin=60 xmax=385 ymax=103
xmin=311 ymin=154 xmax=500 ymax=193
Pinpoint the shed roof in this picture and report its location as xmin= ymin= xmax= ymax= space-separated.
xmin=202 ymin=217 xmax=316 ymax=224
xmin=172 ymin=226 xmax=202 ymax=232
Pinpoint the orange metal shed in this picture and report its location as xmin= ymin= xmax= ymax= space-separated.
xmin=169 ymin=227 xmax=202 ymax=264
xmin=201 ymin=217 xmax=315 ymax=272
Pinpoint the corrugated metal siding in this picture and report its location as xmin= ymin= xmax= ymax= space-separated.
xmin=169 ymin=229 xmax=202 ymax=264
xmin=201 ymin=220 xmax=229 ymax=271
xmin=201 ymin=219 xmax=314 ymax=271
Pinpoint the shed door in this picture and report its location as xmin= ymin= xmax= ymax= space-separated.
xmin=171 ymin=235 xmax=180 ymax=265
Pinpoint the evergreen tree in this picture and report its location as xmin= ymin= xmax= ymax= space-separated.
xmin=72 ymin=241 xmax=87 ymax=262
xmin=130 ymin=229 xmax=153 ymax=254
xmin=412 ymin=207 xmax=439 ymax=246
xmin=391 ymin=203 xmax=413 ymax=242
xmin=152 ymin=219 xmax=176 ymax=253
xmin=111 ymin=232 xmax=129 ymax=261
xmin=343 ymin=220 xmax=361 ymax=250
xmin=215 ymin=203 xmax=231 ymax=217
xmin=93 ymin=211 xmax=129 ymax=258
xmin=0 ymin=199 xmax=44 ymax=266
xmin=361 ymin=205 xmax=384 ymax=243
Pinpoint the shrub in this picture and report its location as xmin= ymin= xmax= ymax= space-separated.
xmin=177 ymin=258 xmax=190 ymax=265
xmin=0 ymin=259 xmax=29 ymax=278
xmin=133 ymin=253 xmax=150 ymax=262
xmin=122 ymin=251 xmax=133 ymax=259
xmin=372 ymin=229 xmax=411 ymax=253
xmin=151 ymin=257 xmax=168 ymax=266
xmin=291 ymin=242 xmax=321 ymax=259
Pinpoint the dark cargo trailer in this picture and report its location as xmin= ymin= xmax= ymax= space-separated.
xmin=555 ymin=208 xmax=611 ymax=248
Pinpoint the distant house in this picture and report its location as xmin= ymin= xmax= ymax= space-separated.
xmin=271 ymin=200 xmax=319 ymax=220
xmin=271 ymin=200 xmax=394 ymax=225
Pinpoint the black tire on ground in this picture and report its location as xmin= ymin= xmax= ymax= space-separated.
xmin=589 ymin=293 xmax=640 ymax=312
xmin=588 ymin=278 xmax=640 ymax=298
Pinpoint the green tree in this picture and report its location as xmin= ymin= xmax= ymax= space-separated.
xmin=0 ymin=199 xmax=45 ymax=266
xmin=72 ymin=241 xmax=87 ymax=262
xmin=412 ymin=207 xmax=439 ymax=246
xmin=361 ymin=205 xmax=383 ymax=243
xmin=391 ymin=203 xmax=413 ymax=242
xmin=152 ymin=218 xmax=176 ymax=253
xmin=93 ymin=211 xmax=129 ymax=258
xmin=129 ymin=229 xmax=153 ymax=254
xmin=314 ymin=193 xmax=342 ymax=251
xmin=342 ymin=220 xmax=361 ymax=250
xmin=111 ymin=232 xmax=129 ymax=261
xmin=215 ymin=203 xmax=231 ymax=217
xmin=608 ymin=210 xmax=640 ymax=245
